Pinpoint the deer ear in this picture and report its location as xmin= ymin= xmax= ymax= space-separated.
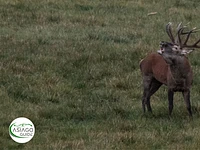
xmin=181 ymin=49 xmax=194 ymax=55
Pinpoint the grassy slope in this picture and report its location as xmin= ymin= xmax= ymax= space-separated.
xmin=1 ymin=0 xmax=200 ymax=149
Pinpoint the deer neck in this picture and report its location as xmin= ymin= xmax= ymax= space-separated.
xmin=162 ymin=53 xmax=187 ymax=80
xmin=167 ymin=56 xmax=187 ymax=81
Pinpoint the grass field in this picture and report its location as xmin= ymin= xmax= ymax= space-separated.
xmin=1 ymin=0 xmax=200 ymax=149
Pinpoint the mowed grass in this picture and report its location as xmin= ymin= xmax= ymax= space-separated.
xmin=1 ymin=0 xmax=200 ymax=149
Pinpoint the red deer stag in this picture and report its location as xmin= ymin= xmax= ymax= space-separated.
xmin=140 ymin=22 xmax=200 ymax=116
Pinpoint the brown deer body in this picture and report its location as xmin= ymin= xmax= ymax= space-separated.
xmin=140 ymin=23 xmax=200 ymax=116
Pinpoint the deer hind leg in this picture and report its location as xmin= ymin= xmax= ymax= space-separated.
xmin=142 ymin=76 xmax=162 ymax=113
xmin=182 ymin=90 xmax=192 ymax=117
xmin=147 ymin=79 xmax=162 ymax=112
xmin=142 ymin=75 xmax=152 ymax=113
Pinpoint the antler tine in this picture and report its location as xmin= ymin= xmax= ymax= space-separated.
xmin=176 ymin=22 xmax=182 ymax=31
xmin=176 ymin=27 xmax=186 ymax=47
xmin=175 ymin=22 xmax=183 ymax=45
xmin=166 ymin=22 xmax=175 ymax=43
xmin=183 ymin=28 xmax=197 ymax=45
xmin=193 ymin=39 xmax=200 ymax=48
xmin=180 ymin=27 xmax=200 ymax=35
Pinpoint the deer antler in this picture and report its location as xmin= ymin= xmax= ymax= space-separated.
xmin=166 ymin=22 xmax=200 ymax=49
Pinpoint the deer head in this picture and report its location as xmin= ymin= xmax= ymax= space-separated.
xmin=157 ymin=23 xmax=200 ymax=65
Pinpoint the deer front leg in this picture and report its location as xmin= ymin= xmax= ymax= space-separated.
xmin=182 ymin=90 xmax=192 ymax=117
xmin=168 ymin=89 xmax=174 ymax=116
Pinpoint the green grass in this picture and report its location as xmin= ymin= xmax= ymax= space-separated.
xmin=1 ymin=0 xmax=200 ymax=149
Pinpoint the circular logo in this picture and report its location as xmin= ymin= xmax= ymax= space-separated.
xmin=9 ymin=117 xmax=35 ymax=143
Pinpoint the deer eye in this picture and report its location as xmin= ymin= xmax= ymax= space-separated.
xmin=174 ymin=46 xmax=178 ymax=50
